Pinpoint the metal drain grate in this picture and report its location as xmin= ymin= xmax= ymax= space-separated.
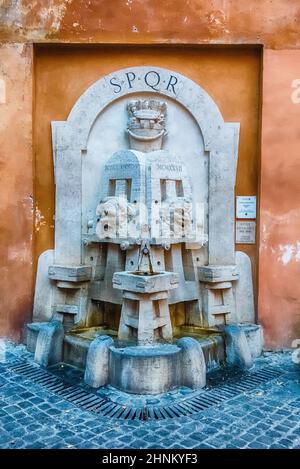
xmin=8 ymin=361 xmax=282 ymax=420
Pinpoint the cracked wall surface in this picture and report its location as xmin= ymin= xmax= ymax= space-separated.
xmin=0 ymin=0 xmax=299 ymax=48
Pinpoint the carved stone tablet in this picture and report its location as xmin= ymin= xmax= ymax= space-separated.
xmin=236 ymin=221 xmax=256 ymax=244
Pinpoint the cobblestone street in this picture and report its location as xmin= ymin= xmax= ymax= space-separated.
xmin=0 ymin=342 xmax=299 ymax=450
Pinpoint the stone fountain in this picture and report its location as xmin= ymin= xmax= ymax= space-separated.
xmin=27 ymin=67 xmax=263 ymax=396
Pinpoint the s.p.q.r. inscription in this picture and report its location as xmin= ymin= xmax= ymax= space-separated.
xmin=109 ymin=69 xmax=179 ymax=95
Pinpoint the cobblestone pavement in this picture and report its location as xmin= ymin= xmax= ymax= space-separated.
xmin=0 ymin=341 xmax=299 ymax=449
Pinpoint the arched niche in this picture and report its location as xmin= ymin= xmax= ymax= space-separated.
xmin=51 ymin=66 xmax=239 ymax=266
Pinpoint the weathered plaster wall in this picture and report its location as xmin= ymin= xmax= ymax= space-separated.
xmin=0 ymin=0 xmax=299 ymax=348
xmin=0 ymin=0 xmax=299 ymax=48
xmin=0 ymin=43 xmax=33 ymax=341
xmin=259 ymin=50 xmax=300 ymax=348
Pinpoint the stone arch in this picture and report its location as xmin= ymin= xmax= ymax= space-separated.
xmin=63 ymin=66 xmax=224 ymax=151
xmin=51 ymin=66 xmax=239 ymax=267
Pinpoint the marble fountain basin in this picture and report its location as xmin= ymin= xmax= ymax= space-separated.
xmin=62 ymin=325 xmax=225 ymax=393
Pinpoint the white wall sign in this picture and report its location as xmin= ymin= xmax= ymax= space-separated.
xmin=236 ymin=196 xmax=256 ymax=219
xmin=236 ymin=221 xmax=256 ymax=244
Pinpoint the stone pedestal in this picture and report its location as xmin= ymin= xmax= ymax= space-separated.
xmin=224 ymin=324 xmax=253 ymax=369
xmin=84 ymin=335 xmax=114 ymax=388
xmin=177 ymin=337 xmax=206 ymax=389
xmin=34 ymin=320 xmax=64 ymax=368
xmin=198 ymin=265 xmax=239 ymax=327
xmin=113 ymin=271 xmax=179 ymax=345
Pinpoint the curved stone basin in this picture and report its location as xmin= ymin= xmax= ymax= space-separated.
xmin=109 ymin=344 xmax=181 ymax=394
xmin=65 ymin=325 xmax=225 ymax=374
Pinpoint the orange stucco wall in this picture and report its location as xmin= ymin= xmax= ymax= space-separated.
xmin=0 ymin=1 xmax=299 ymax=347
xmin=0 ymin=0 xmax=299 ymax=48
xmin=259 ymin=50 xmax=300 ymax=348
xmin=0 ymin=43 xmax=33 ymax=341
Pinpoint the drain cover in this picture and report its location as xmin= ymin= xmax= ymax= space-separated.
xmin=7 ymin=360 xmax=282 ymax=420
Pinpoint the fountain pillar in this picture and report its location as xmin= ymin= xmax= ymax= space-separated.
xmin=113 ymin=270 xmax=179 ymax=345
